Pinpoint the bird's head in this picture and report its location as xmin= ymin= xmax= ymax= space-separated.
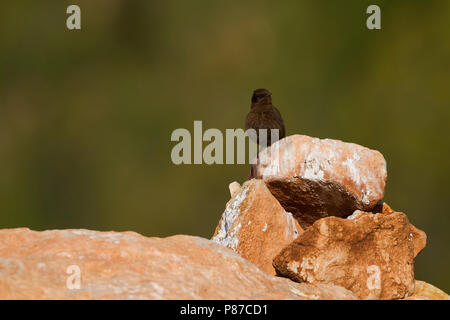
xmin=251 ymin=88 xmax=272 ymax=106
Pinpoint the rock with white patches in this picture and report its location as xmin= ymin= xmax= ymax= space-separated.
xmin=0 ymin=228 xmax=355 ymax=300
xmin=273 ymin=211 xmax=417 ymax=300
xmin=212 ymin=179 xmax=303 ymax=275
xmin=254 ymin=134 xmax=387 ymax=228
xmin=228 ymin=181 xmax=241 ymax=198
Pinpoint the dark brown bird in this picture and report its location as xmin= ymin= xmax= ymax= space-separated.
xmin=245 ymin=89 xmax=285 ymax=179
xmin=245 ymin=88 xmax=285 ymax=146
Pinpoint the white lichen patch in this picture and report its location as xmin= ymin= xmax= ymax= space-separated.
xmin=288 ymin=284 xmax=320 ymax=300
xmin=287 ymin=261 xmax=300 ymax=274
xmin=263 ymin=142 xmax=281 ymax=175
xmin=299 ymin=257 xmax=317 ymax=282
xmin=212 ymin=184 xmax=249 ymax=250
xmin=281 ymin=139 xmax=296 ymax=172
xmin=342 ymin=151 xmax=362 ymax=187
xmin=259 ymin=140 xmax=284 ymax=178
xmin=319 ymin=220 xmax=329 ymax=236
xmin=380 ymin=250 xmax=390 ymax=263
xmin=298 ymin=137 xmax=341 ymax=181
xmin=347 ymin=210 xmax=363 ymax=221
xmin=89 ymin=232 xmax=138 ymax=244
xmin=69 ymin=230 xmax=138 ymax=243
xmin=262 ymin=223 xmax=268 ymax=232
xmin=56 ymin=251 xmax=73 ymax=258
xmin=361 ymin=190 xmax=369 ymax=204
xmin=366 ymin=265 xmax=381 ymax=290
xmin=284 ymin=211 xmax=300 ymax=239
xmin=149 ymin=282 xmax=165 ymax=297
xmin=302 ymin=154 xmax=325 ymax=180
xmin=70 ymin=230 xmax=94 ymax=236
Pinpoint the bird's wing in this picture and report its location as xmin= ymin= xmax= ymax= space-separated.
xmin=272 ymin=106 xmax=286 ymax=138
xmin=245 ymin=111 xmax=261 ymax=131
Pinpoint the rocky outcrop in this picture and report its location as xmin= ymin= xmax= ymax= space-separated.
xmin=273 ymin=211 xmax=422 ymax=300
xmin=212 ymin=179 xmax=302 ymax=275
xmin=254 ymin=135 xmax=387 ymax=228
xmin=0 ymin=228 xmax=355 ymax=300
xmin=208 ymin=134 xmax=447 ymax=300
xmin=0 ymin=134 xmax=446 ymax=300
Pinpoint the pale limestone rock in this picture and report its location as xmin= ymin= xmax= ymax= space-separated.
xmin=213 ymin=179 xmax=303 ymax=275
xmin=409 ymin=280 xmax=449 ymax=300
xmin=228 ymin=181 xmax=241 ymax=198
xmin=0 ymin=228 xmax=355 ymax=300
xmin=254 ymin=135 xmax=387 ymax=228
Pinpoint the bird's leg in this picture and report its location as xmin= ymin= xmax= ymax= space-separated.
xmin=256 ymin=151 xmax=259 ymax=177
xmin=247 ymin=166 xmax=253 ymax=181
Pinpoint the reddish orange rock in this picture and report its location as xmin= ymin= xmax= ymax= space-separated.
xmin=254 ymin=135 xmax=387 ymax=228
xmin=212 ymin=179 xmax=303 ymax=275
xmin=0 ymin=228 xmax=355 ymax=300
xmin=273 ymin=211 xmax=416 ymax=300
xmin=409 ymin=224 xmax=427 ymax=258
xmin=364 ymin=202 xmax=426 ymax=258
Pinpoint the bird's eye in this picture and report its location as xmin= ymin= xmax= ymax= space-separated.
xmin=252 ymin=92 xmax=268 ymax=103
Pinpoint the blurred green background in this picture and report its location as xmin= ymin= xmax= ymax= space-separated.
xmin=0 ymin=0 xmax=449 ymax=291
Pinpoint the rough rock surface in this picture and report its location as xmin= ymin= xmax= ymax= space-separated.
xmin=254 ymin=135 xmax=387 ymax=228
xmin=409 ymin=224 xmax=427 ymax=258
xmin=0 ymin=228 xmax=356 ymax=300
xmin=408 ymin=280 xmax=450 ymax=300
xmin=372 ymin=203 xmax=426 ymax=258
xmin=273 ymin=211 xmax=417 ymax=300
xmin=212 ymin=179 xmax=303 ymax=275
xmin=228 ymin=181 xmax=242 ymax=198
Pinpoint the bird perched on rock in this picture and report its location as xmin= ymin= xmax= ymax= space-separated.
xmin=245 ymin=88 xmax=285 ymax=179
xmin=245 ymin=88 xmax=285 ymax=146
